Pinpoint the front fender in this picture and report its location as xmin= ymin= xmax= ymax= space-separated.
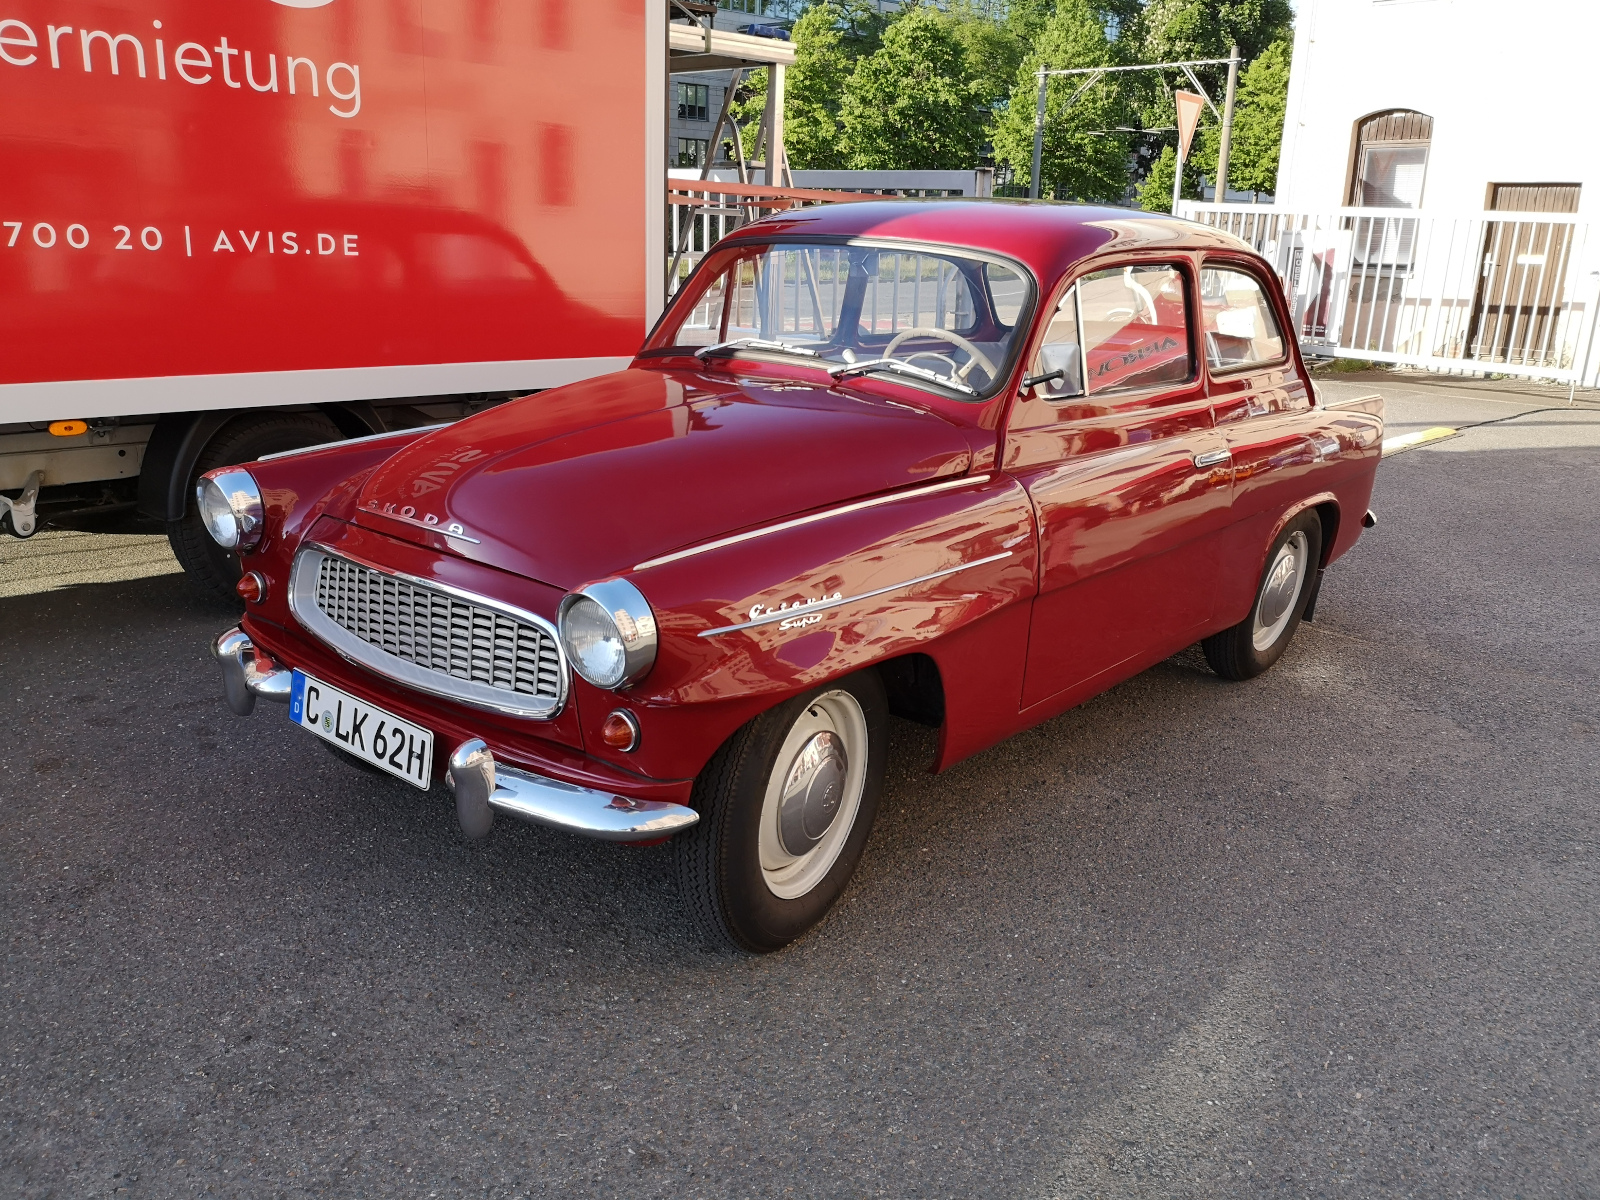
xmin=598 ymin=474 xmax=1039 ymax=782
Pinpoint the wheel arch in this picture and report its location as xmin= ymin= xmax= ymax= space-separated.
xmin=136 ymin=403 xmax=384 ymax=522
xmin=1266 ymin=492 xmax=1339 ymax=569
xmin=875 ymin=651 xmax=945 ymax=729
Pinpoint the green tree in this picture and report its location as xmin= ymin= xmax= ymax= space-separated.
xmin=1191 ymin=35 xmax=1290 ymax=195
xmin=1140 ymin=0 xmax=1291 ymax=65
xmin=944 ymin=0 xmax=1030 ymax=108
xmin=837 ymin=4 xmax=987 ymax=170
xmin=1128 ymin=1 xmax=1291 ymax=209
xmin=991 ymin=0 xmax=1129 ymax=201
xmin=730 ymin=1 xmax=887 ymax=170
xmin=1136 ymin=143 xmax=1207 ymax=211
xmin=783 ymin=3 xmax=854 ymax=169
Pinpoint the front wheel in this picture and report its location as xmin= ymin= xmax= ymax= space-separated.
xmin=1203 ymin=511 xmax=1323 ymax=680
xmin=674 ymin=670 xmax=888 ymax=953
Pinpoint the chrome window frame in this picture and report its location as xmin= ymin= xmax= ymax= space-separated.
xmin=288 ymin=543 xmax=568 ymax=720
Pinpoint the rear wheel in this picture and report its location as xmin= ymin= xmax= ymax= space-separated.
xmin=167 ymin=412 xmax=343 ymax=601
xmin=674 ymin=670 xmax=888 ymax=953
xmin=1203 ymin=511 xmax=1323 ymax=680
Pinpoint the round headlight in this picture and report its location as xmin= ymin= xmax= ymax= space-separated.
xmin=558 ymin=578 xmax=657 ymax=690
xmin=196 ymin=468 xmax=264 ymax=551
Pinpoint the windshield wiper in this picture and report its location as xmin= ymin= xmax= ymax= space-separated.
xmin=828 ymin=358 xmax=977 ymax=397
xmin=695 ymin=338 xmax=819 ymax=361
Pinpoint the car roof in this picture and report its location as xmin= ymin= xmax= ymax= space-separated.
xmin=728 ymin=198 xmax=1259 ymax=287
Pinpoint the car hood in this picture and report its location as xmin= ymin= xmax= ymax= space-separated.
xmin=350 ymin=367 xmax=976 ymax=588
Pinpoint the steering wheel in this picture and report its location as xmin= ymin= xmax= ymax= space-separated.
xmin=883 ymin=327 xmax=999 ymax=383
xmin=903 ymin=351 xmax=963 ymax=376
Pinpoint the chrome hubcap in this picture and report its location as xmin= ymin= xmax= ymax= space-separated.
xmin=777 ymin=732 xmax=848 ymax=856
xmin=758 ymin=691 xmax=868 ymax=900
xmin=1252 ymin=530 xmax=1309 ymax=651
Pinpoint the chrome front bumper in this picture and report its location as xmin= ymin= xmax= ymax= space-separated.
xmin=213 ymin=627 xmax=294 ymax=715
xmin=445 ymin=740 xmax=699 ymax=843
xmin=210 ymin=626 xmax=699 ymax=845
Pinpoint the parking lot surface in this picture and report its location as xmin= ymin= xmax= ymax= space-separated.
xmin=3 ymin=378 xmax=1598 ymax=1197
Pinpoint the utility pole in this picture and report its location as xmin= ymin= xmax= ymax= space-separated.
xmin=1214 ymin=45 xmax=1240 ymax=201
xmin=1023 ymin=57 xmax=1234 ymax=204
xmin=1029 ymin=67 xmax=1048 ymax=200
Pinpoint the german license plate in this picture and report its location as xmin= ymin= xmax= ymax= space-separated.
xmin=289 ymin=671 xmax=434 ymax=789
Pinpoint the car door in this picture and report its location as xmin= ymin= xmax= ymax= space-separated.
xmin=1199 ymin=260 xmax=1329 ymax=620
xmin=1004 ymin=259 xmax=1234 ymax=711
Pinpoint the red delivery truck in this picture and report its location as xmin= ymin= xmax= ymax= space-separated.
xmin=0 ymin=0 xmax=664 ymax=595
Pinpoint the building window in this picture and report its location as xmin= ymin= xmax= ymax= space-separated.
xmin=676 ymin=138 xmax=710 ymax=168
xmin=676 ymin=83 xmax=710 ymax=123
xmin=719 ymin=0 xmax=771 ymax=13
xmin=1348 ymin=110 xmax=1432 ymax=208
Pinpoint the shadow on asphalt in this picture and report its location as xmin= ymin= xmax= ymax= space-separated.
xmin=4 ymin=439 xmax=1599 ymax=1197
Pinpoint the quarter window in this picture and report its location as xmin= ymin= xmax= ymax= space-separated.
xmin=1199 ymin=267 xmax=1286 ymax=371
xmin=1076 ymin=264 xmax=1192 ymax=395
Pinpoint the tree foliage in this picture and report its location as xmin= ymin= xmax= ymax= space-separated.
xmin=1190 ymin=35 xmax=1290 ymax=194
xmin=990 ymin=0 xmax=1129 ymax=201
xmin=783 ymin=4 xmax=855 ymax=169
xmin=733 ymin=0 xmax=1293 ymax=198
xmin=837 ymin=5 xmax=988 ymax=170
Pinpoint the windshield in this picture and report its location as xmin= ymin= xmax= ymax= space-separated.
xmin=645 ymin=240 xmax=1033 ymax=398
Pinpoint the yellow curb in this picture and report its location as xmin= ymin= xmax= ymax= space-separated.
xmin=1381 ymin=426 xmax=1458 ymax=457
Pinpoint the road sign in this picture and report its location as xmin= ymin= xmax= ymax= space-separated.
xmin=1175 ymin=91 xmax=1205 ymax=162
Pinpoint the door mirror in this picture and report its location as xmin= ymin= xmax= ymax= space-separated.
xmin=1026 ymin=342 xmax=1084 ymax=398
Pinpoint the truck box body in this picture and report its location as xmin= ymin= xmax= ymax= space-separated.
xmin=0 ymin=0 xmax=661 ymax=423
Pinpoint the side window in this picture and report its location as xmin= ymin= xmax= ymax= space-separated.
xmin=1077 ymin=264 xmax=1192 ymax=395
xmin=1199 ymin=266 xmax=1286 ymax=371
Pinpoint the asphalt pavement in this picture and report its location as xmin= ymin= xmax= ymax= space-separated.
xmin=3 ymin=377 xmax=1598 ymax=1198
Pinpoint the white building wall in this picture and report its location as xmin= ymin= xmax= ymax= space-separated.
xmin=1278 ymin=0 xmax=1600 ymax=216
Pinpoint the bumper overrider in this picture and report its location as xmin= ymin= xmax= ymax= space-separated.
xmin=211 ymin=627 xmax=699 ymax=844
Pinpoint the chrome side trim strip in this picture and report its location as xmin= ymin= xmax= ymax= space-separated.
xmin=256 ymin=423 xmax=448 ymax=462
xmin=696 ymin=550 xmax=1013 ymax=638
xmin=633 ymin=474 xmax=988 ymax=573
xmin=288 ymin=543 xmax=568 ymax=720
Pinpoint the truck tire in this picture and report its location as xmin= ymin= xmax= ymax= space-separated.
xmin=167 ymin=412 xmax=343 ymax=601
xmin=674 ymin=670 xmax=888 ymax=954
xmin=1203 ymin=511 xmax=1324 ymax=680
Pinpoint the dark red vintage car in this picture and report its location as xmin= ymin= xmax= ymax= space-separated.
xmin=204 ymin=201 xmax=1383 ymax=952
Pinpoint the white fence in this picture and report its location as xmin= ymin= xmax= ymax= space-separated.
xmin=1178 ymin=202 xmax=1600 ymax=386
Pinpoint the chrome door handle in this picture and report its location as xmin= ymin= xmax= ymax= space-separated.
xmin=1192 ymin=449 xmax=1232 ymax=469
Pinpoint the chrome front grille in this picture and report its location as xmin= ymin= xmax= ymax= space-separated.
xmin=289 ymin=547 xmax=566 ymax=718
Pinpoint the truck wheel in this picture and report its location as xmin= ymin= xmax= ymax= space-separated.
xmin=167 ymin=412 xmax=343 ymax=601
xmin=674 ymin=670 xmax=888 ymax=953
xmin=1203 ymin=511 xmax=1323 ymax=680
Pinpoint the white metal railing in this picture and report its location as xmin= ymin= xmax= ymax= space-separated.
xmin=1178 ymin=202 xmax=1600 ymax=385
xmin=665 ymin=178 xmax=878 ymax=295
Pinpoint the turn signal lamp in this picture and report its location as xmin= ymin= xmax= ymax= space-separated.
xmin=236 ymin=572 xmax=267 ymax=604
xmin=48 ymin=420 xmax=88 ymax=437
xmin=601 ymin=710 xmax=641 ymax=752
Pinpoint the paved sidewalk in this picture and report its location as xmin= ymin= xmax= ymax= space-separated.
xmin=1315 ymin=368 xmax=1600 ymax=445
